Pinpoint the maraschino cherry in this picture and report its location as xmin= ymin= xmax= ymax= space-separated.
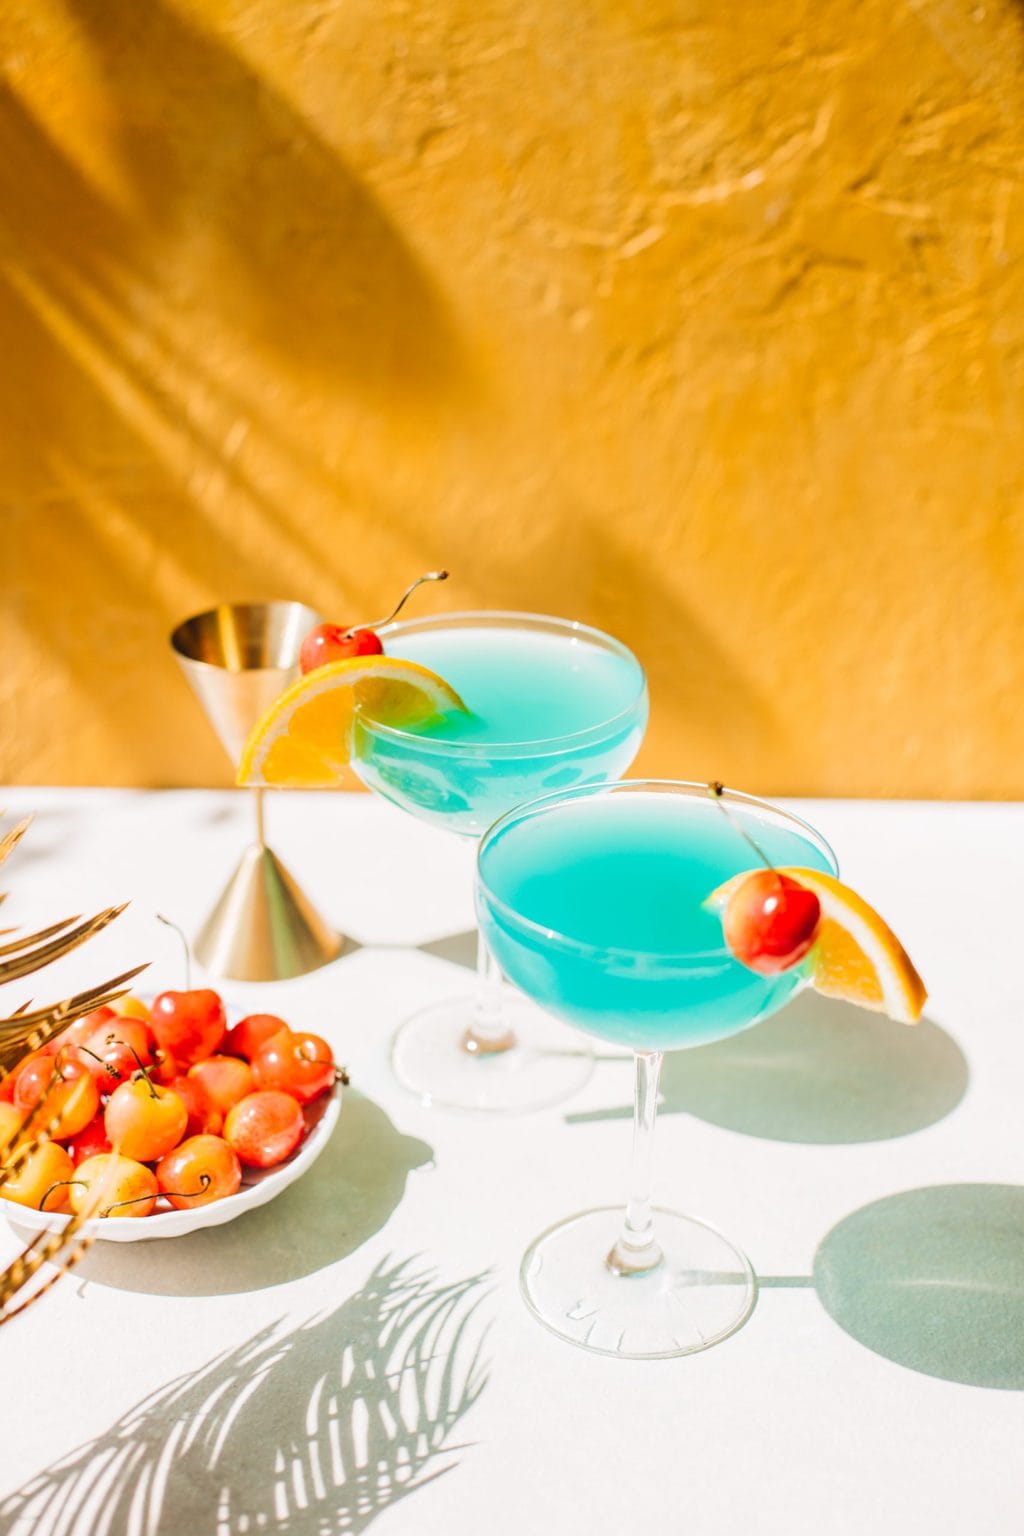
xmin=709 ymin=783 xmax=821 ymax=975
xmin=299 ymin=570 xmax=449 ymax=674
xmin=722 ymin=869 xmax=821 ymax=974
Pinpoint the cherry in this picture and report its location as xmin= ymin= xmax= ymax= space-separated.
xmin=104 ymin=1076 xmax=188 ymax=1162
xmin=61 ymin=1007 xmax=116 ymax=1048
xmin=78 ymin=1018 xmax=154 ymax=1095
xmin=299 ymin=624 xmax=383 ymax=673
xmin=150 ymin=989 xmax=226 ymax=1067
xmin=156 ymin=1134 xmax=242 ymax=1210
xmin=0 ymin=1102 xmax=25 ymax=1150
xmin=251 ymin=1029 xmax=335 ymax=1104
xmin=67 ymin=1112 xmax=113 ymax=1165
xmin=71 ymin=1153 xmax=158 ymax=1218
xmin=2 ymin=1140 xmax=75 ymax=1211
xmin=224 ymin=1090 xmax=304 ymax=1168
xmin=722 ymin=870 xmax=821 ymax=975
xmin=166 ymin=1073 xmax=223 ymax=1138
xmin=14 ymin=1053 xmax=100 ymax=1140
xmin=188 ymin=1055 xmax=254 ymax=1116
xmin=299 ymin=570 xmax=449 ymax=675
xmin=224 ymin=1013 xmax=290 ymax=1061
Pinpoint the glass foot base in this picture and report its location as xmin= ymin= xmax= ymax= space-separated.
xmin=520 ymin=1206 xmax=756 ymax=1358
xmin=391 ymin=993 xmax=594 ymax=1113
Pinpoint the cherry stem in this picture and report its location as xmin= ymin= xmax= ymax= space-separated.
xmin=335 ymin=1066 xmax=350 ymax=1086
xmin=157 ymin=913 xmax=192 ymax=990
xmin=357 ymin=570 xmax=449 ymax=635
xmin=105 ymin=1173 xmax=212 ymax=1215
xmin=707 ymin=782 xmax=777 ymax=875
xmin=40 ymin=1179 xmax=87 ymax=1210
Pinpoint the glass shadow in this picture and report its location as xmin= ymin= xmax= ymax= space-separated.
xmin=808 ymin=1183 xmax=1024 ymax=1390
xmin=568 ymin=991 xmax=968 ymax=1144
xmin=64 ymin=1091 xmax=432 ymax=1296
xmin=0 ymin=1256 xmax=490 ymax=1534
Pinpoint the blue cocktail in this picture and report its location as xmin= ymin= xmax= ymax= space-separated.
xmin=476 ymin=780 xmax=837 ymax=1357
xmin=352 ymin=612 xmax=648 ymax=1112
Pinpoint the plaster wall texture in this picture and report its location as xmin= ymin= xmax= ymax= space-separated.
xmin=2 ymin=0 xmax=1022 ymax=795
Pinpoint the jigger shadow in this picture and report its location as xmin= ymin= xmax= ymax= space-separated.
xmin=0 ymin=1256 xmax=491 ymax=1536
xmin=568 ymin=992 xmax=968 ymax=1144
xmin=67 ymin=1091 xmax=433 ymax=1297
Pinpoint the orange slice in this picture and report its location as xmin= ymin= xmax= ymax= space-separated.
xmin=709 ymin=867 xmax=927 ymax=1024
xmin=236 ymin=657 xmax=466 ymax=789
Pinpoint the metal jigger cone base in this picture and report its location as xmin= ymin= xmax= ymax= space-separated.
xmin=171 ymin=600 xmax=346 ymax=981
xmin=193 ymin=840 xmax=343 ymax=982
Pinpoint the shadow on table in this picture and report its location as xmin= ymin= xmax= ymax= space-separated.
xmin=763 ymin=1183 xmax=1024 ymax=1390
xmin=71 ymin=1091 xmax=432 ymax=1296
xmin=569 ymin=992 xmax=968 ymax=1143
xmin=0 ymin=1255 xmax=490 ymax=1535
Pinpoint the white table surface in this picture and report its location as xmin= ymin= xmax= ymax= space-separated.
xmin=0 ymin=788 xmax=1020 ymax=1536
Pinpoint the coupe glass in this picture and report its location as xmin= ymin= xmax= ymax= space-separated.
xmin=476 ymin=780 xmax=837 ymax=1357
xmin=351 ymin=611 xmax=648 ymax=1113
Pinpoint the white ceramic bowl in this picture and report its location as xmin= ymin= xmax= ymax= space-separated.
xmin=5 ymin=1085 xmax=341 ymax=1243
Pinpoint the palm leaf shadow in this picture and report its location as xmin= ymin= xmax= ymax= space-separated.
xmin=0 ymin=1257 xmax=491 ymax=1535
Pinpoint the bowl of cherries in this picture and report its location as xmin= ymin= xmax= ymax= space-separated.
xmin=0 ymin=986 xmax=343 ymax=1242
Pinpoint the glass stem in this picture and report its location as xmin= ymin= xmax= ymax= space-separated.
xmin=253 ymin=787 xmax=266 ymax=848
xmin=607 ymin=1050 xmax=664 ymax=1276
xmin=461 ymin=932 xmax=516 ymax=1055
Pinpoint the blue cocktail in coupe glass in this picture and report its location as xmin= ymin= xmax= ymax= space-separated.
xmin=352 ymin=612 xmax=648 ymax=1112
xmin=476 ymin=780 xmax=836 ymax=1358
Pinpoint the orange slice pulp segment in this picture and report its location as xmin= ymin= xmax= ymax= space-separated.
xmin=236 ymin=656 xmax=467 ymax=789
xmin=709 ymin=867 xmax=927 ymax=1024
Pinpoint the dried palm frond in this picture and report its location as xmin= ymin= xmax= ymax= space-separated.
xmin=0 ymin=962 xmax=149 ymax=1077
xmin=0 ymin=813 xmax=146 ymax=1324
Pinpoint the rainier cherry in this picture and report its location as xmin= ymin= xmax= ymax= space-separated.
xmin=3 ymin=1140 xmax=75 ymax=1211
xmin=156 ymin=1134 xmax=242 ymax=1210
xmin=150 ymin=989 xmax=226 ymax=1067
xmin=722 ymin=870 xmax=821 ymax=975
xmin=104 ymin=1077 xmax=189 ymax=1162
xmin=71 ymin=1153 xmax=158 ymax=1218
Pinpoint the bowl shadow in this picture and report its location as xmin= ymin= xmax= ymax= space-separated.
xmin=569 ymin=992 xmax=968 ymax=1144
xmin=69 ymin=1090 xmax=432 ymax=1296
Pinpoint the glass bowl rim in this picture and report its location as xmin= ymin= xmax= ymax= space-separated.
xmin=358 ymin=609 xmax=648 ymax=753
xmin=475 ymin=779 xmax=839 ymax=963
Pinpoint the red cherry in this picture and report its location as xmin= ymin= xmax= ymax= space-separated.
xmin=224 ymin=1090 xmax=304 ymax=1168
xmin=67 ymin=1112 xmax=113 ymax=1165
xmin=299 ymin=624 xmax=383 ymax=673
xmin=251 ymin=1029 xmax=335 ymax=1104
xmin=722 ymin=870 xmax=821 ymax=975
xmin=224 ymin=1013 xmax=290 ymax=1061
xmin=150 ymin=990 xmax=226 ymax=1067
xmin=78 ymin=1018 xmax=154 ymax=1095
xmin=166 ymin=1073 xmax=223 ymax=1138
xmin=188 ymin=1055 xmax=254 ymax=1115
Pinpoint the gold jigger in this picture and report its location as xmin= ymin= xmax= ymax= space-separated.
xmin=171 ymin=602 xmax=344 ymax=981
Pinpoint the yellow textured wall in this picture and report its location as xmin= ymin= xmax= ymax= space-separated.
xmin=3 ymin=0 xmax=1023 ymax=796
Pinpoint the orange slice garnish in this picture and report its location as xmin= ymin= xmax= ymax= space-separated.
xmin=709 ymin=867 xmax=927 ymax=1024
xmin=236 ymin=657 xmax=466 ymax=789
